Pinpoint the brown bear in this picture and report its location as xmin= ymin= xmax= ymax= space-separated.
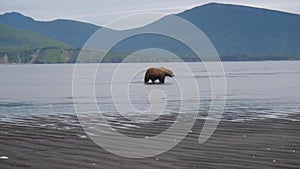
xmin=144 ymin=67 xmax=174 ymax=84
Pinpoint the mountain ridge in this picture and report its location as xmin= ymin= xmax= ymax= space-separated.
xmin=175 ymin=3 xmax=300 ymax=58
xmin=182 ymin=3 xmax=300 ymax=17
xmin=1 ymin=3 xmax=300 ymax=63
xmin=0 ymin=12 xmax=100 ymax=48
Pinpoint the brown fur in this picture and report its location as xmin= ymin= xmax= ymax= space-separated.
xmin=144 ymin=67 xmax=174 ymax=84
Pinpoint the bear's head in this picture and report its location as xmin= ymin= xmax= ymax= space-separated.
xmin=160 ymin=67 xmax=174 ymax=77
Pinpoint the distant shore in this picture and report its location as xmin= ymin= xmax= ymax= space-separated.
xmin=0 ymin=114 xmax=299 ymax=169
xmin=1 ymin=47 xmax=300 ymax=64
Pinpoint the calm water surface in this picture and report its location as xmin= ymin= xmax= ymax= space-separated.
xmin=0 ymin=61 xmax=300 ymax=124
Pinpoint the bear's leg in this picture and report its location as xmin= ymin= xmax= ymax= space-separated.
xmin=144 ymin=77 xmax=150 ymax=83
xmin=159 ymin=77 xmax=165 ymax=84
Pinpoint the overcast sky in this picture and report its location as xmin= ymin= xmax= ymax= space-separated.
xmin=1 ymin=0 xmax=300 ymax=26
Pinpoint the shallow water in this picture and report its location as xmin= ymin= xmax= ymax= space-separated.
xmin=0 ymin=61 xmax=300 ymax=125
xmin=1 ymin=61 xmax=300 ymax=169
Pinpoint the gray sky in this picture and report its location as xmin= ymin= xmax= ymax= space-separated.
xmin=1 ymin=0 xmax=300 ymax=26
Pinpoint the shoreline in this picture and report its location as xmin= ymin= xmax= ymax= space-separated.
xmin=1 ymin=60 xmax=300 ymax=65
xmin=0 ymin=115 xmax=299 ymax=169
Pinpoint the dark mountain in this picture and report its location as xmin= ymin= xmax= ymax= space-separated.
xmin=1 ymin=3 xmax=300 ymax=62
xmin=176 ymin=3 xmax=300 ymax=60
xmin=80 ymin=3 xmax=300 ymax=62
xmin=0 ymin=12 xmax=100 ymax=48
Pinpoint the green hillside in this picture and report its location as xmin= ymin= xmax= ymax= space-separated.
xmin=0 ymin=23 xmax=70 ymax=52
xmin=0 ymin=12 xmax=100 ymax=48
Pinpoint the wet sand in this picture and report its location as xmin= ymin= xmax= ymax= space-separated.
xmin=0 ymin=115 xmax=299 ymax=169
